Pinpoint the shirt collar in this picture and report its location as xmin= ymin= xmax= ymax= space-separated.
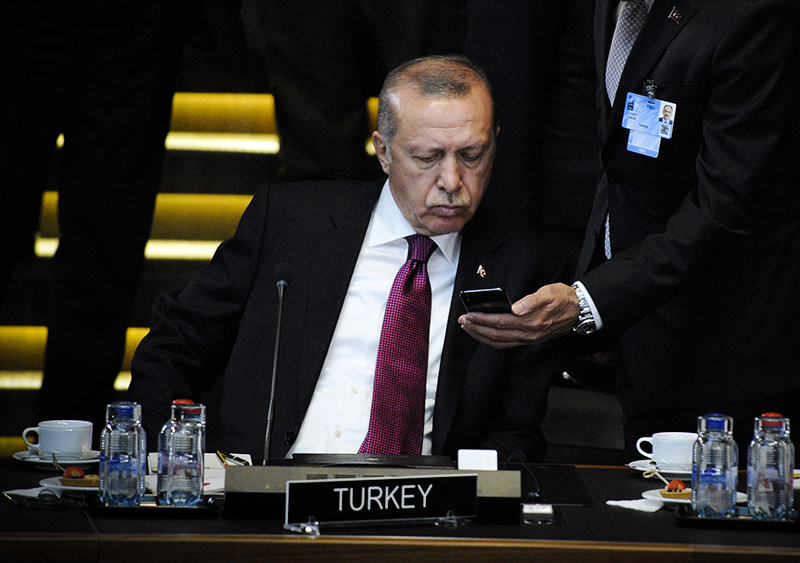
xmin=368 ymin=180 xmax=461 ymax=265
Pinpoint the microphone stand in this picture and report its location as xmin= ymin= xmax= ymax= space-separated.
xmin=263 ymin=277 xmax=289 ymax=465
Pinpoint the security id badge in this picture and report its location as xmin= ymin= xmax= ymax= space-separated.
xmin=621 ymin=92 xmax=676 ymax=158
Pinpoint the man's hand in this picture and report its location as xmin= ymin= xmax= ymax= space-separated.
xmin=458 ymin=283 xmax=580 ymax=349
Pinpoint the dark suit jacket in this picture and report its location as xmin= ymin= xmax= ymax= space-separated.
xmin=129 ymin=180 xmax=568 ymax=462
xmin=575 ymin=0 xmax=800 ymax=407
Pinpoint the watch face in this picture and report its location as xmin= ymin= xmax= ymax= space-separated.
xmin=574 ymin=320 xmax=596 ymax=335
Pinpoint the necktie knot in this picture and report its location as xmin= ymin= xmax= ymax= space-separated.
xmin=406 ymin=234 xmax=436 ymax=264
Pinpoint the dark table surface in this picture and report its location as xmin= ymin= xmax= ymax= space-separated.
xmin=2 ymin=457 xmax=798 ymax=563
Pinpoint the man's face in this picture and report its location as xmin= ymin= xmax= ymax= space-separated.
xmin=662 ymin=105 xmax=673 ymax=119
xmin=372 ymin=85 xmax=497 ymax=236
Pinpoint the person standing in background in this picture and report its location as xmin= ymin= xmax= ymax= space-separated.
xmin=459 ymin=0 xmax=800 ymax=461
xmin=463 ymin=0 xmax=610 ymax=389
xmin=463 ymin=0 xmax=600 ymax=275
xmin=0 ymin=0 xmax=185 ymax=440
xmin=250 ymin=0 xmax=461 ymax=182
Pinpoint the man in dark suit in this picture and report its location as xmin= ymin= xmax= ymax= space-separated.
xmin=459 ymin=0 xmax=800 ymax=458
xmin=128 ymin=55 xmax=567 ymax=463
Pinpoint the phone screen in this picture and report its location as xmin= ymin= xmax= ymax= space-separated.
xmin=459 ymin=288 xmax=512 ymax=313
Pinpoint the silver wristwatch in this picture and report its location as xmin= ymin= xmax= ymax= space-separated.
xmin=571 ymin=283 xmax=597 ymax=335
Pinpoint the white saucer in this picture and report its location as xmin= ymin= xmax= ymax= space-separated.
xmin=642 ymin=488 xmax=747 ymax=505
xmin=13 ymin=450 xmax=100 ymax=469
xmin=628 ymin=459 xmax=692 ymax=476
xmin=40 ymin=476 xmax=99 ymax=494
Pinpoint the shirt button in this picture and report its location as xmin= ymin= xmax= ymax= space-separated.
xmin=351 ymin=388 xmax=358 ymax=394
xmin=335 ymin=430 xmax=342 ymax=438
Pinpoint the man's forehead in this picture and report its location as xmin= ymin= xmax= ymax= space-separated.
xmin=394 ymin=93 xmax=491 ymax=127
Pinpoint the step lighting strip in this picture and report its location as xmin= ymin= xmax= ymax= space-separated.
xmin=0 ymin=326 xmax=147 ymax=369
xmin=0 ymin=371 xmax=131 ymax=391
xmin=58 ymin=132 xmax=280 ymax=154
xmin=34 ymin=238 xmax=221 ymax=260
xmin=165 ymin=132 xmax=280 ymax=154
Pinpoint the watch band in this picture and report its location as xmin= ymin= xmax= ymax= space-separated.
xmin=571 ymin=283 xmax=597 ymax=335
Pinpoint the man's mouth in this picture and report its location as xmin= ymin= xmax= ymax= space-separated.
xmin=431 ymin=205 xmax=466 ymax=217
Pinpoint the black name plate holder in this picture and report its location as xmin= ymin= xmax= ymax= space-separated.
xmin=285 ymin=473 xmax=477 ymax=528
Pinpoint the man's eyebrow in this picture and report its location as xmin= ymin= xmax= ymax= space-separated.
xmin=404 ymin=135 xmax=492 ymax=155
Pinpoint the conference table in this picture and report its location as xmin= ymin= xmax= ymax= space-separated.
xmin=2 ymin=457 xmax=798 ymax=563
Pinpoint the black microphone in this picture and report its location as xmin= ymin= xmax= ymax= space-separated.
xmin=263 ymin=264 xmax=291 ymax=465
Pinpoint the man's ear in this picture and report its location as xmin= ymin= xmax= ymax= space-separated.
xmin=372 ymin=131 xmax=391 ymax=174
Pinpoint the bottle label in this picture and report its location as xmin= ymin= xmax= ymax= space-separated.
xmin=698 ymin=469 xmax=729 ymax=485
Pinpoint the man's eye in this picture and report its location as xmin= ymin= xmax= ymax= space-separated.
xmin=415 ymin=155 xmax=438 ymax=164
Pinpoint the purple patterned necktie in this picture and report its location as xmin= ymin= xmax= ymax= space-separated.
xmin=359 ymin=234 xmax=436 ymax=455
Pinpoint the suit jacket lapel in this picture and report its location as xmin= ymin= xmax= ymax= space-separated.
xmin=601 ymin=0 xmax=698 ymax=138
xmin=296 ymin=183 xmax=383 ymax=415
xmin=431 ymin=214 xmax=510 ymax=454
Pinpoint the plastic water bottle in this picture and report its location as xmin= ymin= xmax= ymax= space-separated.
xmin=747 ymin=413 xmax=795 ymax=519
xmin=99 ymin=401 xmax=147 ymax=506
xmin=691 ymin=414 xmax=738 ymax=517
xmin=157 ymin=402 xmax=206 ymax=506
xmin=157 ymin=399 xmax=193 ymax=503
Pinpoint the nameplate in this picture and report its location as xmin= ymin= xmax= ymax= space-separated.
xmin=285 ymin=473 xmax=477 ymax=527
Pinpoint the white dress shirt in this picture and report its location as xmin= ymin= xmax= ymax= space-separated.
xmin=288 ymin=181 xmax=461 ymax=456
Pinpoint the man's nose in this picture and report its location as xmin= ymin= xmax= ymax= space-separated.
xmin=437 ymin=155 xmax=461 ymax=192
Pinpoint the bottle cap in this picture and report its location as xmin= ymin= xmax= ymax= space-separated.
xmin=107 ymin=401 xmax=142 ymax=422
xmin=698 ymin=413 xmax=733 ymax=433
xmin=757 ymin=413 xmax=788 ymax=431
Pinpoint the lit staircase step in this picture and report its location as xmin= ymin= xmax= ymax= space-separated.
xmin=0 ymin=326 xmax=147 ymax=373
xmin=38 ymin=192 xmax=252 ymax=249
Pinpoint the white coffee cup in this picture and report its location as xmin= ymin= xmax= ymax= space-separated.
xmin=22 ymin=420 xmax=93 ymax=460
xmin=636 ymin=431 xmax=698 ymax=468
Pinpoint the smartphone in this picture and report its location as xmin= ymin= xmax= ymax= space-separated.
xmin=459 ymin=287 xmax=512 ymax=314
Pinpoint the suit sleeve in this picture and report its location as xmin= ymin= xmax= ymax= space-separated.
xmin=583 ymin=0 xmax=800 ymax=331
xmin=127 ymin=187 xmax=271 ymax=442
